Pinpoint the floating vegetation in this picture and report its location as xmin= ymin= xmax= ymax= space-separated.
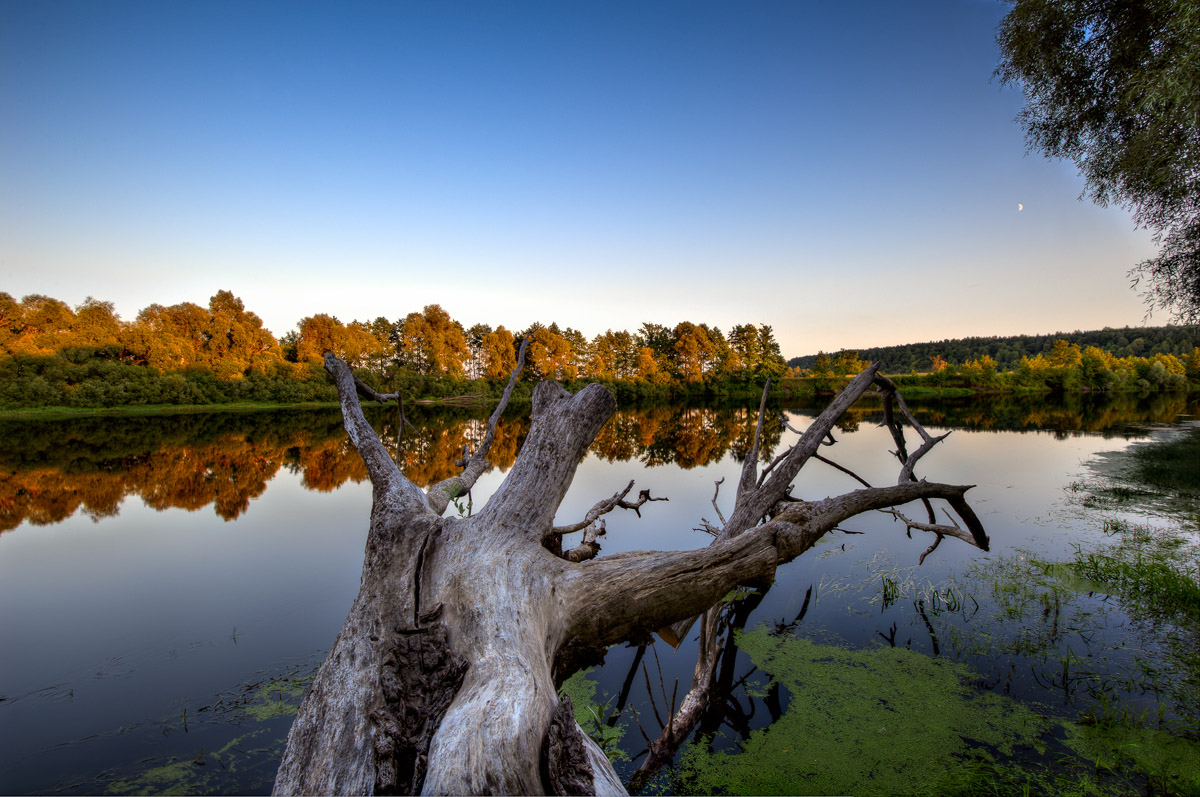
xmin=239 ymin=676 xmax=310 ymax=722
xmin=1072 ymin=424 xmax=1200 ymax=520
xmin=674 ymin=629 xmax=1200 ymax=797
xmin=675 ymin=628 xmax=1055 ymax=796
xmin=559 ymin=668 xmax=628 ymax=763
xmin=105 ymin=732 xmax=269 ymax=796
xmin=1128 ymin=426 xmax=1200 ymax=500
xmin=58 ymin=659 xmax=323 ymax=796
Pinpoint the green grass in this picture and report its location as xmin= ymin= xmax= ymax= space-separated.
xmin=1068 ymin=519 xmax=1200 ymax=621
xmin=0 ymin=400 xmax=341 ymax=420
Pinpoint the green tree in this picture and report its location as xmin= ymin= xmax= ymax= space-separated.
xmin=728 ymin=324 xmax=761 ymax=378
xmin=755 ymin=325 xmax=787 ymax=379
xmin=527 ymin=327 xmax=575 ymax=380
xmin=128 ymin=302 xmax=210 ymax=370
xmin=70 ymin=297 xmax=123 ymax=349
xmin=466 ymin=323 xmax=493 ymax=380
xmin=203 ymin=291 xmax=280 ymax=376
xmin=996 ymin=0 xmax=1200 ymax=321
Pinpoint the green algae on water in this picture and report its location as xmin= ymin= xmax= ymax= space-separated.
xmin=675 ymin=627 xmax=1200 ymax=796
xmin=241 ymin=676 xmax=310 ymax=721
xmin=559 ymin=668 xmax=628 ymax=762
xmin=676 ymin=628 xmax=1053 ymax=797
xmin=105 ymin=730 xmax=269 ymax=795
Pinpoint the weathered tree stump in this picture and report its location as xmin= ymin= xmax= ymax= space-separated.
xmin=273 ymin=349 xmax=987 ymax=795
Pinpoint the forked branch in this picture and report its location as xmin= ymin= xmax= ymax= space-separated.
xmin=552 ymin=480 xmax=668 ymax=536
xmin=324 ymin=353 xmax=429 ymax=516
xmin=426 ymin=337 xmax=529 ymax=515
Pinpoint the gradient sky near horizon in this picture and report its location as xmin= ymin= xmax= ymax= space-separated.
xmin=0 ymin=0 xmax=1161 ymax=357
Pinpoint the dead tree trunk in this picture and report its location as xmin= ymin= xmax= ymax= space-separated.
xmin=273 ymin=354 xmax=988 ymax=796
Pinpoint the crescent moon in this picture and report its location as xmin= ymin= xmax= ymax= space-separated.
xmin=1018 ymin=203 xmax=1024 ymax=211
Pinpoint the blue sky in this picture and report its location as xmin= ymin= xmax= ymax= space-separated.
xmin=0 ymin=0 xmax=1158 ymax=356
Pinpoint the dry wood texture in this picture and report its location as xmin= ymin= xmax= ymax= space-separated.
xmin=273 ymin=353 xmax=987 ymax=796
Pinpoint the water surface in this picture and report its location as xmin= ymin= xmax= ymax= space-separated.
xmin=1 ymin=392 xmax=1195 ymax=793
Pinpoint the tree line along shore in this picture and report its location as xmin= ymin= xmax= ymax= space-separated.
xmin=1 ymin=291 xmax=1197 ymax=413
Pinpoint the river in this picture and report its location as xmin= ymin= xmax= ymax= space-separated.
xmin=1 ymin=391 xmax=1196 ymax=794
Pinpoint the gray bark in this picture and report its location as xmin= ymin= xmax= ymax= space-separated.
xmin=273 ymin=355 xmax=988 ymax=796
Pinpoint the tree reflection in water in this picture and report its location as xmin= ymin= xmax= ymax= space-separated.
xmin=1 ymin=391 xmax=1194 ymax=533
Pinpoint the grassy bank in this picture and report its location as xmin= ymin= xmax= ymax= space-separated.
xmin=0 ymin=400 xmax=343 ymax=420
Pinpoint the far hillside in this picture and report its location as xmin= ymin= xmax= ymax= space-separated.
xmin=788 ymin=326 xmax=1200 ymax=374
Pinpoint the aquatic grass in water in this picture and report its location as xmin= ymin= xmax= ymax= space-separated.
xmin=1130 ymin=426 xmax=1200 ymax=499
xmin=1067 ymin=519 xmax=1200 ymax=621
xmin=80 ymin=662 xmax=320 ymax=796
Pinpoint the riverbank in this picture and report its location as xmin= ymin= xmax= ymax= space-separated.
xmin=2 ymin=377 xmax=1195 ymax=420
xmin=0 ymin=400 xmax=343 ymax=420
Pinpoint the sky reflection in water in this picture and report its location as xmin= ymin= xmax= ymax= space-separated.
xmin=0 ymin=393 xmax=1195 ymax=794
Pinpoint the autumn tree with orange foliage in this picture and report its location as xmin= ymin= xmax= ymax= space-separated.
xmin=395 ymin=304 xmax=469 ymax=377
xmin=480 ymin=326 xmax=517 ymax=380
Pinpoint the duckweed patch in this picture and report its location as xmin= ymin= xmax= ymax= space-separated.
xmin=559 ymin=668 xmax=628 ymax=762
xmin=674 ymin=630 xmax=1200 ymax=797
xmin=241 ymin=676 xmax=310 ymax=721
xmin=105 ymin=731 xmax=271 ymax=795
xmin=675 ymin=628 xmax=1052 ymax=796
xmin=84 ymin=661 xmax=320 ymax=795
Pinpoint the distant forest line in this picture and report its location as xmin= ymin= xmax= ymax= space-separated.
xmin=1 ymin=291 xmax=1197 ymax=411
xmin=788 ymin=326 xmax=1200 ymax=373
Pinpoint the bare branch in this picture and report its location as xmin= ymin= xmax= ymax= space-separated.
xmin=812 ymin=452 xmax=873 ymax=489
xmin=724 ymin=365 xmax=882 ymax=535
xmin=711 ymin=477 xmax=727 ymax=526
xmin=552 ymin=480 xmax=667 ymax=536
xmin=351 ymin=372 xmax=400 ymax=403
xmin=476 ymin=380 xmax=617 ymax=534
xmin=873 ymin=373 xmax=952 ymax=483
xmin=426 ymin=337 xmax=530 ymax=515
xmin=323 ymin=354 xmax=429 ymax=516
xmin=918 ymin=533 xmax=944 ymax=566
xmin=757 ymin=448 xmax=789 ymax=487
xmin=881 ymin=506 xmax=977 ymax=549
xmin=567 ymin=479 xmax=988 ymax=651
xmin=737 ymin=378 xmax=771 ymax=498
xmin=562 ymin=520 xmax=606 ymax=563
xmin=474 ymin=336 xmax=531 ymax=464
xmin=622 ymin=489 xmax=669 ymax=517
